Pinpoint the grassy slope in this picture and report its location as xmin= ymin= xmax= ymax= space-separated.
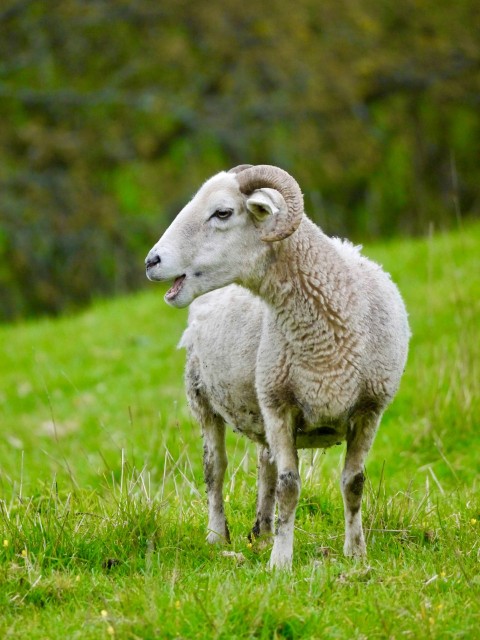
xmin=0 ymin=222 xmax=479 ymax=639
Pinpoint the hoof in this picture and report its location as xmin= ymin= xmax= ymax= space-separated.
xmin=206 ymin=528 xmax=230 ymax=545
xmin=248 ymin=524 xmax=274 ymax=551
xmin=268 ymin=543 xmax=293 ymax=571
xmin=343 ymin=536 xmax=366 ymax=558
xmin=248 ymin=532 xmax=273 ymax=552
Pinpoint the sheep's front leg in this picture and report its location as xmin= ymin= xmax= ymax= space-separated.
xmin=341 ymin=410 xmax=382 ymax=558
xmin=263 ymin=407 xmax=300 ymax=570
xmin=203 ymin=419 xmax=230 ymax=544
xmin=250 ymin=444 xmax=277 ymax=543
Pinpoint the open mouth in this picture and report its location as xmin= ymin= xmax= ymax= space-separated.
xmin=165 ymin=275 xmax=186 ymax=301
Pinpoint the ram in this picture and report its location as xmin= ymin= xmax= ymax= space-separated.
xmin=145 ymin=164 xmax=410 ymax=569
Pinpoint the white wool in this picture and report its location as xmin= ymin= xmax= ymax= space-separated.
xmin=146 ymin=166 xmax=410 ymax=569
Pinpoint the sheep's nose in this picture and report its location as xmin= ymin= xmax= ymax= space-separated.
xmin=145 ymin=251 xmax=161 ymax=269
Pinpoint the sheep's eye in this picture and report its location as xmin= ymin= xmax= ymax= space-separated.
xmin=212 ymin=208 xmax=233 ymax=220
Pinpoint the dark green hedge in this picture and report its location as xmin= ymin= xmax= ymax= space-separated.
xmin=1 ymin=0 xmax=479 ymax=319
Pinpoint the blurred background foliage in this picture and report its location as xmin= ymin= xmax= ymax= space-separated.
xmin=0 ymin=0 xmax=479 ymax=320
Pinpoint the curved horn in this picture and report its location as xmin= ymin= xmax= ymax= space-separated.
xmin=228 ymin=164 xmax=254 ymax=174
xmin=235 ymin=165 xmax=304 ymax=242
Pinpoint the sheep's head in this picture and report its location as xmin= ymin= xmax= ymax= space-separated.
xmin=145 ymin=165 xmax=304 ymax=308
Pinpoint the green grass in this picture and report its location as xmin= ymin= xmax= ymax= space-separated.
xmin=1 ymin=222 xmax=479 ymax=639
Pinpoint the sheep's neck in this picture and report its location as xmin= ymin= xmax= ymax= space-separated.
xmin=253 ymin=218 xmax=353 ymax=342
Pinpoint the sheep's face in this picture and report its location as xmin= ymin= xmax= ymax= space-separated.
xmin=145 ymin=172 xmax=284 ymax=308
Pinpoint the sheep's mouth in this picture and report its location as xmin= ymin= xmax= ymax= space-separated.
xmin=165 ymin=275 xmax=186 ymax=301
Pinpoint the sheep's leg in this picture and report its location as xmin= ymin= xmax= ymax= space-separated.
xmin=263 ymin=407 xmax=300 ymax=570
xmin=250 ymin=444 xmax=277 ymax=543
xmin=185 ymin=358 xmax=229 ymax=544
xmin=202 ymin=419 xmax=230 ymax=544
xmin=341 ymin=410 xmax=381 ymax=558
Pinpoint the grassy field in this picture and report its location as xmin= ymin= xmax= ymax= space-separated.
xmin=0 ymin=222 xmax=479 ymax=639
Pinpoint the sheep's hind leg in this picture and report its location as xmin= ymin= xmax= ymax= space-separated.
xmin=341 ymin=410 xmax=382 ymax=558
xmin=202 ymin=418 xmax=230 ymax=544
xmin=249 ymin=444 xmax=277 ymax=545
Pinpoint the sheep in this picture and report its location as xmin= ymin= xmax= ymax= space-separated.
xmin=145 ymin=164 xmax=410 ymax=569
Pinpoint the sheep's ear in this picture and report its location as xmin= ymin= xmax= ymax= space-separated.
xmin=246 ymin=188 xmax=293 ymax=242
xmin=246 ymin=187 xmax=285 ymax=219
